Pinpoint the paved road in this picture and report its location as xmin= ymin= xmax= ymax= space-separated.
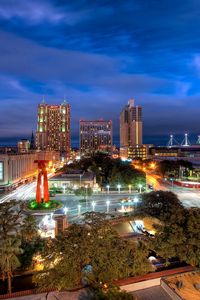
xmin=147 ymin=173 xmax=200 ymax=208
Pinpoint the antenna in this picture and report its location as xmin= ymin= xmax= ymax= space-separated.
xmin=42 ymin=95 xmax=45 ymax=104
xmin=181 ymin=133 xmax=191 ymax=146
xmin=167 ymin=134 xmax=179 ymax=147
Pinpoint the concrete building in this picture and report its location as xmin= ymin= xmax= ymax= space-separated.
xmin=120 ymin=99 xmax=142 ymax=147
xmin=49 ymin=170 xmax=96 ymax=189
xmin=36 ymin=100 xmax=70 ymax=156
xmin=0 ymin=150 xmax=60 ymax=192
xmin=120 ymin=99 xmax=144 ymax=159
xmin=17 ymin=139 xmax=30 ymax=153
xmin=80 ymin=119 xmax=112 ymax=154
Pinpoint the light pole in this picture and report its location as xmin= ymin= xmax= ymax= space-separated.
xmin=79 ymin=174 xmax=82 ymax=187
xmin=91 ymin=201 xmax=96 ymax=211
xmin=128 ymin=184 xmax=132 ymax=194
xmin=63 ymin=207 xmax=68 ymax=215
xmin=134 ymin=197 xmax=138 ymax=209
xmin=138 ymin=184 xmax=142 ymax=193
xmin=63 ymin=185 xmax=66 ymax=194
xmin=106 ymin=185 xmax=110 ymax=194
xmin=106 ymin=200 xmax=110 ymax=213
xmin=78 ymin=204 xmax=81 ymax=216
xmin=85 ymin=185 xmax=88 ymax=209
xmin=117 ymin=184 xmax=121 ymax=194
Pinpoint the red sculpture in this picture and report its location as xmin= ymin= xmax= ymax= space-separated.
xmin=35 ymin=160 xmax=49 ymax=203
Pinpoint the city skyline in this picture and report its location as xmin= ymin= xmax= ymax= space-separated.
xmin=1 ymin=1 xmax=200 ymax=138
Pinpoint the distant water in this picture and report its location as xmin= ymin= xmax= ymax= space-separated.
xmin=0 ymin=134 xmax=199 ymax=148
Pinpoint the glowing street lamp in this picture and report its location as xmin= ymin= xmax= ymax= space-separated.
xmin=128 ymin=184 xmax=132 ymax=194
xmin=134 ymin=197 xmax=138 ymax=204
xmin=91 ymin=201 xmax=96 ymax=211
xmin=106 ymin=200 xmax=110 ymax=213
xmin=117 ymin=184 xmax=121 ymax=194
xmin=138 ymin=184 xmax=142 ymax=193
xmin=78 ymin=204 xmax=81 ymax=216
xmin=106 ymin=185 xmax=110 ymax=194
xmin=63 ymin=207 xmax=68 ymax=215
xmin=63 ymin=185 xmax=66 ymax=194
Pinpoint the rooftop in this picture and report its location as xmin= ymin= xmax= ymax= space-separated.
xmin=163 ymin=271 xmax=200 ymax=300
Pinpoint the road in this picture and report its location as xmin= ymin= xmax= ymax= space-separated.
xmin=146 ymin=172 xmax=200 ymax=208
xmin=0 ymin=181 xmax=36 ymax=203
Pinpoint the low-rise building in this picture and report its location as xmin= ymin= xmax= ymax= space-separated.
xmin=0 ymin=150 xmax=60 ymax=192
xmin=49 ymin=170 xmax=96 ymax=189
xmin=120 ymin=145 xmax=148 ymax=160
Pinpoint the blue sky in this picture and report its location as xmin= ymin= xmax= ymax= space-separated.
xmin=0 ymin=0 xmax=200 ymax=138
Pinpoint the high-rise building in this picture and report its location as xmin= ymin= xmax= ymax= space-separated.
xmin=120 ymin=99 xmax=142 ymax=147
xmin=80 ymin=120 xmax=112 ymax=153
xmin=36 ymin=100 xmax=70 ymax=155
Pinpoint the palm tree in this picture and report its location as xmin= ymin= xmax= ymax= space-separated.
xmin=0 ymin=238 xmax=23 ymax=294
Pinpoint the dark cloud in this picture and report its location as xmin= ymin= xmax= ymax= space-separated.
xmin=0 ymin=0 xmax=200 ymax=139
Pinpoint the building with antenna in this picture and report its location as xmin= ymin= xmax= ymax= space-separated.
xmin=36 ymin=99 xmax=71 ymax=156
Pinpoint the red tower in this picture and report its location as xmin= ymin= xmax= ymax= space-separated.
xmin=35 ymin=160 xmax=49 ymax=203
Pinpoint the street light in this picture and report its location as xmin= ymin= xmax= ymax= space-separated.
xmin=128 ymin=184 xmax=132 ymax=194
xmin=138 ymin=184 xmax=142 ymax=193
xmin=91 ymin=201 xmax=96 ymax=211
xmin=78 ymin=204 xmax=81 ymax=216
xmin=63 ymin=207 xmax=68 ymax=215
xmin=134 ymin=197 xmax=138 ymax=204
xmin=117 ymin=184 xmax=121 ymax=194
xmin=106 ymin=200 xmax=110 ymax=213
xmin=62 ymin=185 xmax=66 ymax=194
xmin=106 ymin=185 xmax=110 ymax=194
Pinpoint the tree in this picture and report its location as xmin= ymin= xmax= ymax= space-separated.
xmin=74 ymin=187 xmax=93 ymax=198
xmin=21 ymin=215 xmax=38 ymax=241
xmin=0 ymin=200 xmax=25 ymax=239
xmin=0 ymin=238 xmax=23 ymax=294
xmin=136 ymin=191 xmax=185 ymax=223
xmin=33 ymin=213 xmax=152 ymax=290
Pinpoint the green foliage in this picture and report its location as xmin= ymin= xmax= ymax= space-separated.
xmin=0 ymin=238 xmax=23 ymax=293
xmin=65 ymin=153 xmax=145 ymax=188
xmin=27 ymin=199 xmax=62 ymax=210
xmin=158 ymin=160 xmax=193 ymax=177
xmin=74 ymin=187 xmax=93 ymax=198
xmin=33 ymin=212 xmax=152 ymax=290
xmin=136 ymin=191 xmax=185 ymax=223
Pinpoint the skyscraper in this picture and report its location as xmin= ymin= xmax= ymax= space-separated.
xmin=80 ymin=120 xmax=112 ymax=153
xmin=120 ymin=99 xmax=142 ymax=147
xmin=36 ymin=99 xmax=70 ymax=155
xmin=120 ymin=99 xmax=145 ymax=159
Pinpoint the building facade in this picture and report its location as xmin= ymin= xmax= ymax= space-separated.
xmin=80 ymin=120 xmax=112 ymax=153
xmin=120 ymin=99 xmax=144 ymax=160
xmin=36 ymin=100 xmax=70 ymax=155
xmin=120 ymin=99 xmax=142 ymax=147
xmin=0 ymin=150 xmax=60 ymax=192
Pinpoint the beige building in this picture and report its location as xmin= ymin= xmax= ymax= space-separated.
xmin=120 ymin=99 xmax=142 ymax=147
xmin=0 ymin=150 xmax=60 ymax=192
xmin=36 ymin=100 xmax=71 ymax=156
xmin=17 ymin=139 xmax=30 ymax=153
xmin=120 ymin=99 xmax=144 ymax=160
xmin=49 ymin=171 xmax=96 ymax=189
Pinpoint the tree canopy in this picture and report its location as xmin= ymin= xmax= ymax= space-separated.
xmin=33 ymin=212 xmax=152 ymax=291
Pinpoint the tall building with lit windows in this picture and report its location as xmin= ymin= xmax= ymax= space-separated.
xmin=80 ymin=120 xmax=112 ymax=153
xmin=120 ymin=99 xmax=143 ymax=159
xmin=120 ymin=99 xmax=142 ymax=147
xmin=36 ymin=100 xmax=70 ymax=155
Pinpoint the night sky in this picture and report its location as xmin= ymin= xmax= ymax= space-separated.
xmin=0 ymin=0 xmax=200 ymax=140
